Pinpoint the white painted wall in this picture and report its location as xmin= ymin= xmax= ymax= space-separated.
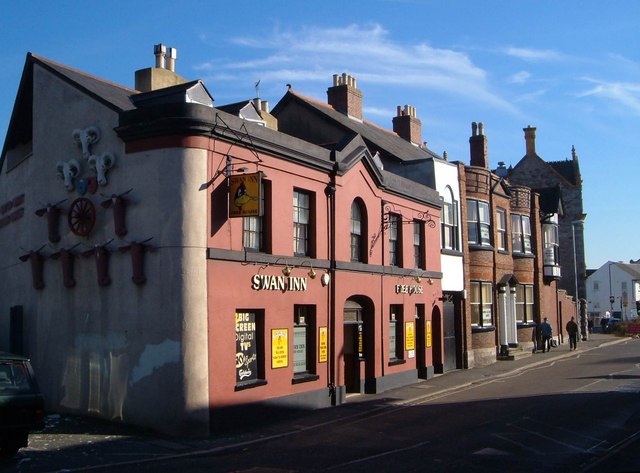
xmin=0 ymin=65 xmax=210 ymax=435
xmin=586 ymin=261 xmax=640 ymax=321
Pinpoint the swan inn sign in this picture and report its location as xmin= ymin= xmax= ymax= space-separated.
xmin=251 ymin=274 xmax=308 ymax=292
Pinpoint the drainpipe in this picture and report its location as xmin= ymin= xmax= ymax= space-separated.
xmin=325 ymin=168 xmax=337 ymax=405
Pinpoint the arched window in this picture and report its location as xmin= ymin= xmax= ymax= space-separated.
xmin=442 ymin=187 xmax=459 ymax=250
xmin=350 ymin=200 xmax=367 ymax=262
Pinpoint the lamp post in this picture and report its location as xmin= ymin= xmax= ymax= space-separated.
xmin=572 ymin=217 xmax=586 ymax=340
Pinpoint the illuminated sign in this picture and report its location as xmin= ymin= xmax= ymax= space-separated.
xmin=228 ymin=172 xmax=262 ymax=218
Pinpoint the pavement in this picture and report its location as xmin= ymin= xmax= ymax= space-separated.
xmin=3 ymin=331 xmax=631 ymax=472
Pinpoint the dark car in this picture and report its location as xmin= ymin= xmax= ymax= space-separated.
xmin=605 ymin=318 xmax=622 ymax=332
xmin=0 ymin=353 xmax=45 ymax=456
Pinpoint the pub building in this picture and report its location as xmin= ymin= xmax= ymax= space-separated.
xmin=0 ymin=48 xmax=442 ymax=436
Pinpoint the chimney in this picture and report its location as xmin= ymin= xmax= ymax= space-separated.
xmin=524 ymin=125 xmax=536 ymax=156
xmin=392 ymin=105 xmax=422 ymax=146
xmin=327 ymin=73 xmax=363 ymax=121
xmin=469 ymin=122 xmax=489 ymax=168
xmin=253 ymin=98 xmax=278 ymax=130
xmin=135 ymin=44 xmax=188 ymax=92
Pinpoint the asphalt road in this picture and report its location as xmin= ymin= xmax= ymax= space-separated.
xmin=3 ymin=336 xmax=639 ymax=473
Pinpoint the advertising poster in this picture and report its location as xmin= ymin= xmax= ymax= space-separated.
xmin=426 ymin=320 xmax=432 ymax=348
xmin=319 ymin=326 xmax=328 ymax=363
xmin=405 ymin=321 xmax=415 ymax=351
xmin=235 ymin=312 xmax=257 ymax=384
xmin=271 ymin=328 xmax=289 ymax=368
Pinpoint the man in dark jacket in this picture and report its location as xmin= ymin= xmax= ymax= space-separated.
xmin=566 ymin=316 xmax=579 ymax=350
xmin=540 ymin=317 xmax=553 ymax=353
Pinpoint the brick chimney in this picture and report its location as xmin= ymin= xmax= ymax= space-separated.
xmin=469 ymin=122 xmax=489 ymax=168
xmin=135 ymin=43 xmax=188 ymax=92
xmin=327 ymin=73 xmax=362 ymax=120
xmin=392 ymin=105 xmax=422 ymax=146
xmin=523 ymin=125 xmax=536 ymax=156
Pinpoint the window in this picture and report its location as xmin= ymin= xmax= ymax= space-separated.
xmin=516 ymin=285 xmax=534 ymax=323
xmin=351 ymin=201 xmax=365 ymax=262
xmin=467 ymin=199 xmax=491 ymax=246
xmin=441 ymin=187 xmax=459 ymax=251
xmin=413 ymin=220 xmax=425 ymax=269
xmin=243 ymin=180 xmax=269 ymax=252
xmin=542 ymin=220 xmax=559 ymax=265
xmin=293 ymin=305 xmax=317 ymax=380
xmin=470 ymin=281 xmax=493 ymax=327
xmin=388 ymin=213 xmax=402 ymax=266
xmin=496 ymin=208 xmax=507 ymax=251
xmin=235 ymin=310 xmax=265 ymax=389
xmin=293 ymin=190 xmax=312 ymax=256
xmin=511 ymin=214 xmax=532 ymax=254
xmin=389 ymin=305 xmax=403 ymax=361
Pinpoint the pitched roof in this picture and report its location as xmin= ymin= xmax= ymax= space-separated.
xmin=273 ymin=89 xmax=443 ymax=164
xmin=1 ymin=53 xmax=137 ymax=170
xmin=548 ymin=159 xmax=580 ymax=186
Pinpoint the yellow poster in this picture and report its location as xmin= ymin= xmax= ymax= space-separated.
xmin=319 ymin=326 xmax=328 ymax=363
xmin=426 ymin=321 xmax=432 ymax=348
xmin=271 ymin=328 xmax=288 ymax=368
xmin=228 ymin=172 xmax=262 ymax=218
xmin=405 ymin=321 xmax=415 ymax=351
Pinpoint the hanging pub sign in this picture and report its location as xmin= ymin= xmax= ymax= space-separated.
xmin=228 ymin=172 xmax=263 ymax=218
xmin=235 ymin=311 xmax=258 ymax=383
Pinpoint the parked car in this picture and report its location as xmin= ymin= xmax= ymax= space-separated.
xmin=605 ymin=318 xmax=622 ymax=333
xmin=0 ymin=353 xmax=45 ymax=456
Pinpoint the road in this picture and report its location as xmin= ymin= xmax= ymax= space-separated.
xmin=3 ymin=337 xmax=639 ymax=472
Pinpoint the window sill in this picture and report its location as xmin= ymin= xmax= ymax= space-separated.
xmin=512 ymin=252 xmax=535 ymax=259
xmin=497 ymin=249 xmax=509 ymax=255
xmin=469 ymin=244 xmax=494 ymax=251
xmin=517 ymin=322 xmax=537 ymax=328
xmin=234 ymin=379 xmax=268 ymax=392
xmin=388 ymin=358 xmax=406 ymax=366
xmin=441 ymin=248 xmax=463 ymax=257
xmin=291 ymin=374 xmax=320 ymax=385
xmin=471 ymin=325 xmax=495 ymax=334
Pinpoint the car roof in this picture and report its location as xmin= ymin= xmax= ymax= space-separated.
xmin=0 ymin=352 xmax=31 ymax=362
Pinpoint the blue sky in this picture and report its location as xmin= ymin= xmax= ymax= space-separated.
xmin=2 ymin=1 xmax=639 ymax=269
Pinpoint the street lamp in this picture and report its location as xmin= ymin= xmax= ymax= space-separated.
xmin=572 ymin=216 xmax=586 ymax=340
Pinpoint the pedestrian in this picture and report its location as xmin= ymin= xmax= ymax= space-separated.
xmin=588 ymin=318 xmax=594 ymax=334
xmin=566 ymin=316 xmax=579 ymax=351
xmin=539 ymin=317 xmax=553 ymax=353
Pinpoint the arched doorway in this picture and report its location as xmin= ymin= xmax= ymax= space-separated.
xmin=343 ymin=298 xmax=374 ymax=394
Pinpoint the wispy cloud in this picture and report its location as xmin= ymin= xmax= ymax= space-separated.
xmin=508 ymin=71 xmax=531 ymax=84
xmin=503 ymin=47 xmax=563 ymax=62
xmin=196 ymin=23 xmax=519 ymax=114
xmin=578 ymin=78 xmax=640 ymax=114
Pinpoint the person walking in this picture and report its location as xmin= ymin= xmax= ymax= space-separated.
xmin=540 ymin=317 xmax=553 ymax=353
xmin=566 ymin=316 xmax=579 ymax=351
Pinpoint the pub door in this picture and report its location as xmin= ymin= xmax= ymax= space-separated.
xmin=343 ymin=321 xmax=362 ymax=394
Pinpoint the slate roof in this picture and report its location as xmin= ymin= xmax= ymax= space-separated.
xmin=548 ymin=159 xmax=580 ymax=186
xmin=273 ymin=89 xmax=443 ymax=164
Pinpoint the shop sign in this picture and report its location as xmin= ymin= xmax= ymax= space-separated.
xmin=426 ymin=321 xmax=432 ymax=348
xmin=271 ymin=328 xmax=289 ymax=368
xmin=235 ymin=312 xmax=257 ymax=383
xmin=395 ymin=284 xmax=423 ymax=295
xmin=318 ymin=326 xmax=328 ymax=363
xmin=252 ymin=274 xmax=308 ymax=292
xmin=229 ymin=172 xmax=262 ymax=218
xmin=405 ymin=321 xmax=415 ymax=351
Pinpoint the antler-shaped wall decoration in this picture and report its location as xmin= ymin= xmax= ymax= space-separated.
xmin=101 ymin=188 xmax=132 ymax=237
xmin=82 ymin=239 xmax=113 ymax=287
xmin=119 ymin=237 xmax=154 ymax=285
xmin=19 ymin=244 xmax=47 ymax=290
xmin=35 ymin=199 xmax=67 ymax=243
xmin=56 ymin=159 xmax=81 ymax=192
xmin=72 ymin=126 xmax=101 ymax=159
xmin=50 ymin=243 xmax=81 ymax=288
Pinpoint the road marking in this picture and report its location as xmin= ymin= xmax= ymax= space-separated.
xmin=326 ymin=441 xmax=430 ymax=470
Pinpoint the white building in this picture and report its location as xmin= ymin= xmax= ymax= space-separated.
xmin=586 ymin=261 xmax=640 ymax=322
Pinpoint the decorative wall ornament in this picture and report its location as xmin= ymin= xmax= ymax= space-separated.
xmin=56 ymin=159 xmax=81 ymax=191
xmin=68 ymin=197 xmax=96 ymax=236
xmin=83 ymin=240 xmax=113 ymax=287
xmin=101 ymin=188 xmax=132 ymax=237
xmin=19 ymin=245 xmax=47 ymax=290
xmin=88 ymin=152 xmax=116 ymax=186
xmin=50 ymin=243 xmax=81 ymax=288
xmin=34 ymin=199 xmax=67 ymax=243
xmin=72 ymin=126 xmax=101 ymax=159
xmin=119 ymin=237 xmax=154 ymax=285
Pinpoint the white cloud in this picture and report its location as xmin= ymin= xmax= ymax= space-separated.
xmin=508 ymin=71 xmax=532 ymax=84
xmin=503 ymin=47 xmax=563 ymax=62
xmin=199 ymin=23 xmax=519 ymax=114
xmin=578 ymin=78 xmax=640 ymax=115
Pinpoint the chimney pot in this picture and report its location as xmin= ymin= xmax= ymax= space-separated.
xmin=469 ymin=121 xmax=489 ymax=168
xmin=166 ymin=47 xmax=177 ymax=72
xmin=154 ymin=43 xmax=166 ymax=69
xmin=392 ymin=104 xmax=422 ymax=145
xmin=523 ymin=125 xmax=537 ymax=156
xmin=327 ymin=72 xmax=363 ymax=120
